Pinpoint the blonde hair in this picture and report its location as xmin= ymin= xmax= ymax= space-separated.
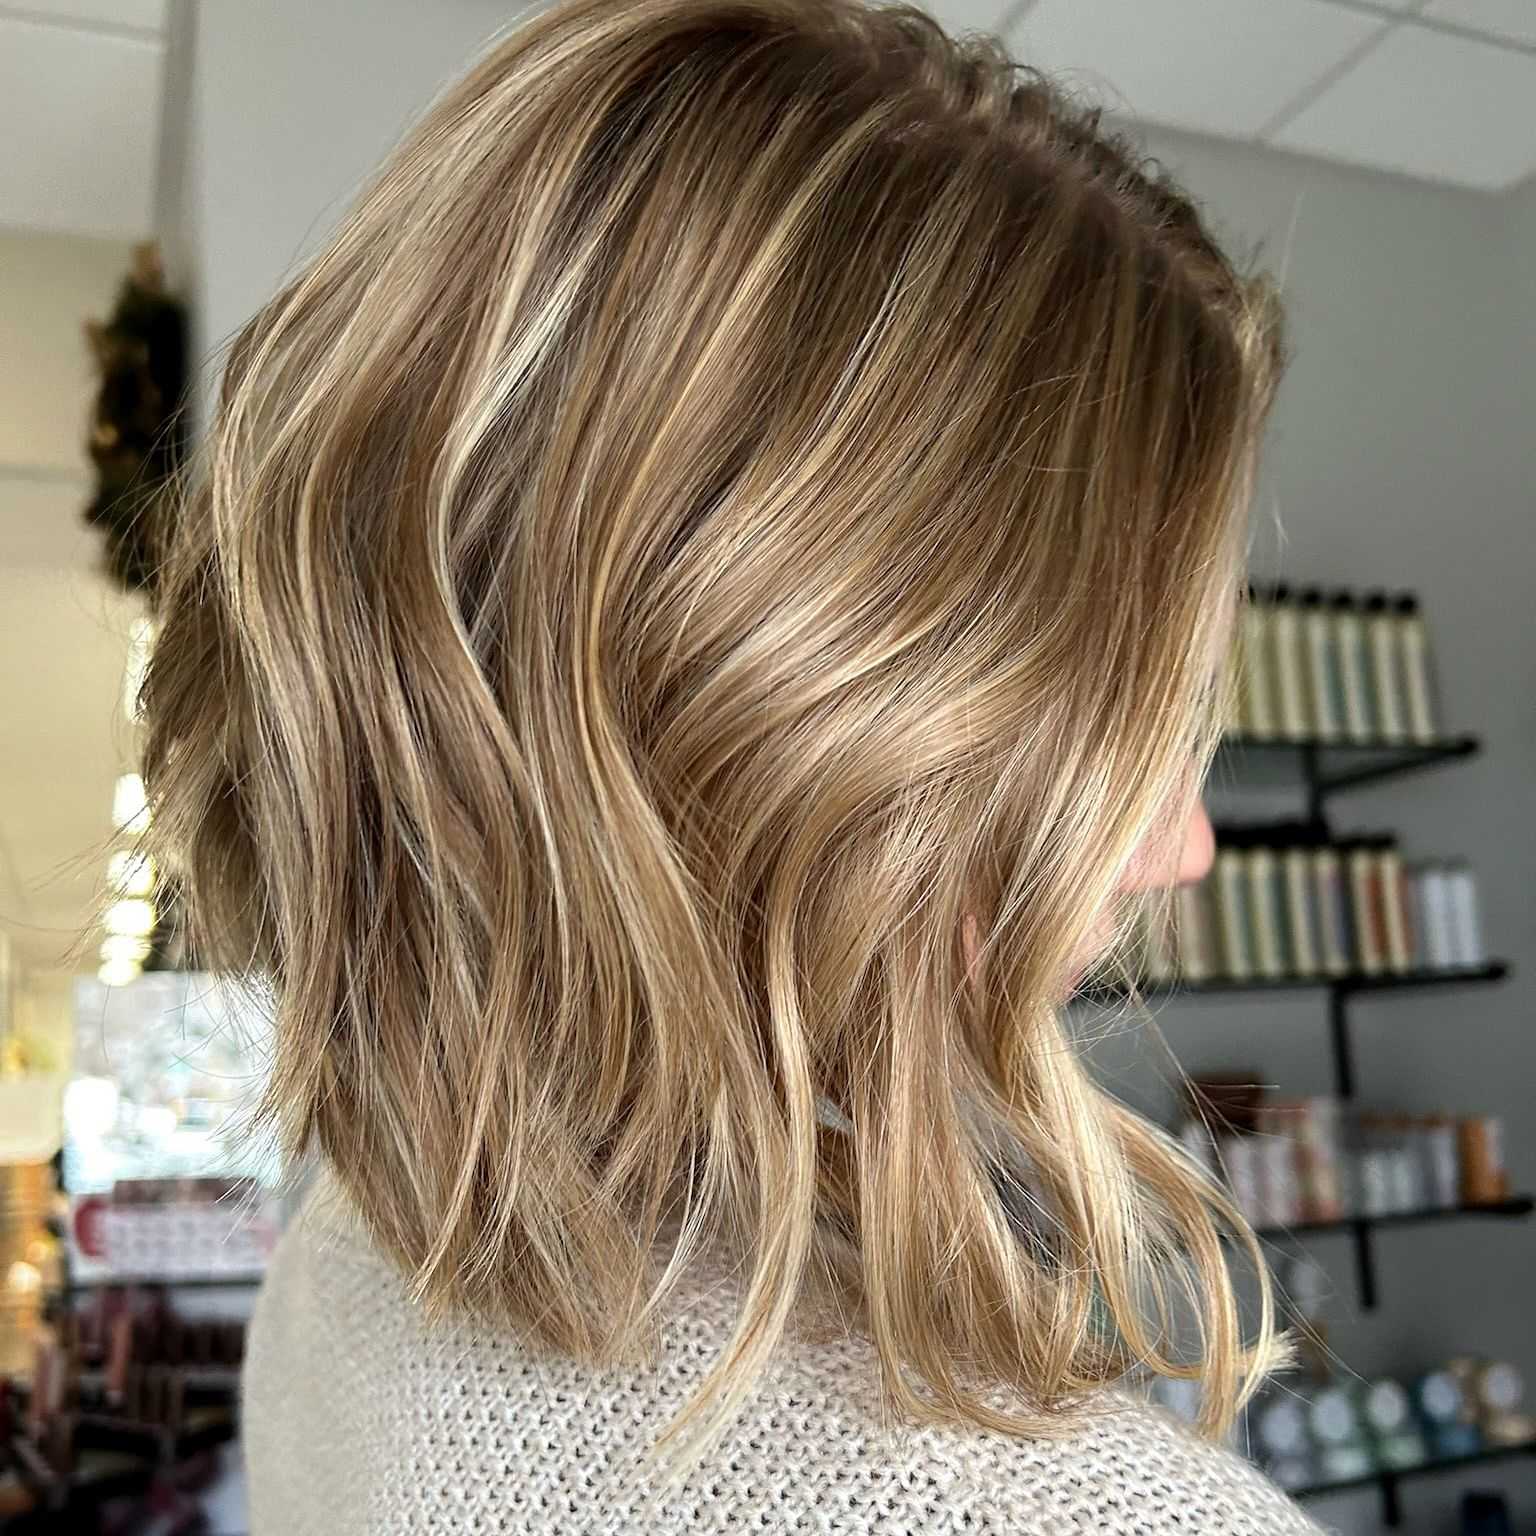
xmin=143 ymin=0 xmax=1286 ymax=1460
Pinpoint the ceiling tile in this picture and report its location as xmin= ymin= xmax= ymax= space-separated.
xmin=920 ymin=0 xmax=1013 ymax=34
xmin=1008 ymin=0 xmax=1383 ymax=139
xmin=1423 ymin=0 xmax=1536 ymax=47
xmin=0 ymin=18 xmax=162 ymax=239
xmin=1272 ymin=23 xmax=1536 ymax=190
xmin=7 ymin=0 xmax=167 ymax=32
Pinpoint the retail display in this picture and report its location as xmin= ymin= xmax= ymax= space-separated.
xmin=1247 ymin=1356 xmax=1533 ymax=1495
xmin=1233 ymin=585 xmax=1442 ymax=746
xmin=1177 ymin=1086 xmax=1507 ymax=1229
xmin=1143 ymin=827 xmax=1488 ymax=986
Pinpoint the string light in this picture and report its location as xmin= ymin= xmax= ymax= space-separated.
xmin=111 ymin=773 xmax=149 ymax=832
xmin=97 ymin=956 xmax=142 ymax=988
xmin=105 ymin=898 xmax=156 ymax=938
xmin=107 ymin=849 xmax=155 ymax=896
xmin=100 ymin=934 xmax=151 ymax=964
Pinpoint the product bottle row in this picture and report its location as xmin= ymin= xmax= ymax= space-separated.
xmin=1138 ymin=827 xmax=1486 ymax=985
xmin=1231 ymin=1354 xmax=1530 ymax=1493
xmin=1175 ymin=1084 xmax=1508 ymax=1229
xmin=1231 ymin=584 xmax=1441 ymax=747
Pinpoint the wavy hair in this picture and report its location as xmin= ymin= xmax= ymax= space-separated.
xmin=143 ymin=0 xmax=1286 ymax=1461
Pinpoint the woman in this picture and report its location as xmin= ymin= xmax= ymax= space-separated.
xmin=143 ymin=0 xmax=1322 ymax=1529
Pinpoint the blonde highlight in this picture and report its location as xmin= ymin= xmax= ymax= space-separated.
xmin=144 ymin=0 xmax=1286 ymax=1464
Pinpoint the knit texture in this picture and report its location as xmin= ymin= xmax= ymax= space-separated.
xmin=245 ymin=1180 xmax=1328 ymax=1535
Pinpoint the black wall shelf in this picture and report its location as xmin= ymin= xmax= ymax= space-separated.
xmin=1132 ymin=962 xmax=1508 ymax=1002
xmin=1294 ymin=1439 xmax=1536 ymax=1527
xmin=1081 ymin=729 xmax=1523 ymax=1316
xmin=1257 ymin=1197 xmax=1533 ymax=1242
xmin=62 ymin=1271 xmax=265 ymax=1296
xmin=1218 ymin=735 xmax=1480 ymax=820
xmin=1256 ymin=1199 xmax=1533 ymax=1311
xmin=1171 ymin=722 xmax=1531 ymax=1532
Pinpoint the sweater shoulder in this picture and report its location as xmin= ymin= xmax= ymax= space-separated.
xmin=245 ymin=1184 xmax=1327 ymax=1536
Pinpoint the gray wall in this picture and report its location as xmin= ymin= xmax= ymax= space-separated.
xmin=1124 ymin=128 xmax=1536 ymax=1535
xmin=183 ymin=11 xmax=1534 ymax=1531
xmin=192 ymin=0 xmax=527 ymax=369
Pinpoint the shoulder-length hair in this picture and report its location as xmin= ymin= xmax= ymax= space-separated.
xmin=143 ymin=0 xmax=1286 ymax=1464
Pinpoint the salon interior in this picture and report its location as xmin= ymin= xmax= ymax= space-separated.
xmin=1 ymin=1 xmax=1533 ymax=1531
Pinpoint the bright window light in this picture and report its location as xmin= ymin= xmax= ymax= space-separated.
xmin=97 ymin=957 xmax=143 ymax=988
xmin=105 ymin=898 xmax=156 ymax=938
xmin=112 ymin=773 xmax=149 ymax=832
xmin=107 ymin=850 xmax=155 ymax=896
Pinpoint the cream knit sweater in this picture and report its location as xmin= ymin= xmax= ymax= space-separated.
xmin=245 ymin=1181 xmax=1327 ymax=1535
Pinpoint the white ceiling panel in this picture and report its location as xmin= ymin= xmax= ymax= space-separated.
xmin=920 ymin=0 xmax=1010 ymax=34
xmin=1 ymin=0 xmax=166 ymax=32
xmin=0 ymin=17 xmax=162 ymax=239
xmin=1423 ymin=0 xmax=1536 ymax=48
xmin=1008 ymin=0 xmax=1383 ymax=139
xmin=1272 ymin=23 xmax=1536 ymax=191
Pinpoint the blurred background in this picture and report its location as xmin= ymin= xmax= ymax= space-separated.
xmin=0 ymin=1 xmax=1531 ymax=1532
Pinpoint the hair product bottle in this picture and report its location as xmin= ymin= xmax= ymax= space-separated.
xmin=1219 ymin=1133 xmax=1260 ymax=1222
xmin=1331 ymin=591 xmax=1374 ymax=743
xmin=1445 ymin=860 xmax=1485 ymax=968
xmin=1269 ymin=585 xmax=1309 ymax=741
xmin=1363 ymin=1379 xmax=1426 ymax=1469
xmin=1413 ymin=1369 xmax=1469 ymax=1430
xmin=1246 ymin=841 xmax=1284 ymax=979
xmin=1468 ymin=1361 xmax=1525 ymax=1433
xmin=1298 ymin=588 xmax=1339 ymax=742
xmin=1254 ymin=1395 xmax=1314 ymax=1488
xmin=1282 ymin=839 xmax=1320 ymax=977
xmin=1309 ymin=1386 xmax=1372 ymax=1484
xmin=1347 ymin=839 xmax=1386 ymax=976
xmin=1413 ymin=862 xmax=1454 ymax=970
xmin=1240 ymin=587 xmax=1277 ymax=740
xmin=1423 ymin=1115 xmax=1460 ymax=1207
xmin=1139 ymin=902 xmax=1177 ymax=986
xmin=1312 ymin=844 xmax=1351 ymax=977
xmin=1295 ymin=1097 xmax=1344 ymax=1221
xmin=1458 ymin=1118 xmax=1507 ymax=1205
xmin=1376 ymin=843 xmax=1412 ymax=974
xmin=1429 ymin=1362 xmax=1485 ymax=1459
xmin=1395 ymin=593 xmax=1440 ymax=744
xmin=1364 ymin=592 xmax=1406 ymax=743
xmin=1214 ymin=844 xmax=1253 ymax=981
xmin=1175 ymin=883 xmax=1215 ymax=984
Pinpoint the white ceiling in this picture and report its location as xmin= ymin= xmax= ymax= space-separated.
xmin=0 ymin=0 xmax=166 ymax=241
xmin=1 ymin=0 xmax=1534 ymax=250
xmin=994 ymin=0 xmax=1536 ymax=192
xmin=1001 ymin=0 xmax=1536 ymax=190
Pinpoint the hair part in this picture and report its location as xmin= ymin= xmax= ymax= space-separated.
xmin=144 ymin=0 xmax=1286 ymax=1468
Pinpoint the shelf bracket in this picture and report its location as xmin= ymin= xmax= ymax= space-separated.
xmin=1301 ymin=741 xmax=1329 ymax=835
xmin=1328 ymin=984 xmax=1356 ymax=1101
xmin=1349 ymin=1219 xmax=1378 ymax=1312
xmin=1380 ymin=1470 xmax=1402 ymax=1527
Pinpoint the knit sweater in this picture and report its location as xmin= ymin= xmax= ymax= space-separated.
xmin=245 ymin=1181 xmax=1328 ymax=1535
